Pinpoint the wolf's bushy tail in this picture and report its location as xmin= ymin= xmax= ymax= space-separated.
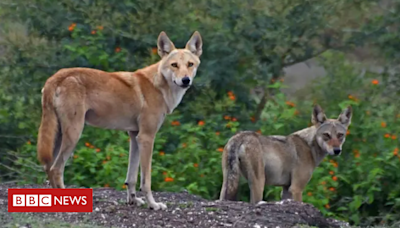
xmin=37 ymin=83 xmax=61 ymax=171
xmin=219 ymin=140 xmax=242 ymax=201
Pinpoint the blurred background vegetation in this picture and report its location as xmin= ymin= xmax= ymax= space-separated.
xmin=0 ymin=0 xmax=399 ymax=226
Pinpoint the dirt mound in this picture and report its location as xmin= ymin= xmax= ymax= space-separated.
xmin=0 ymin=183 xmax=349 ymax=228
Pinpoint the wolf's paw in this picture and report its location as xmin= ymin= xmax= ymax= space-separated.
xmin=149 ymin=202 xmax=167 ymax=211
xmin=256 ymin=201 xmax=268 ymax=206
xmin=127 ymin=194 xmax=145 ymax=206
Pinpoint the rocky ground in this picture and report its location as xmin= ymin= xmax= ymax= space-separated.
xmin=0 ymin=183 xmax=349 ymax=228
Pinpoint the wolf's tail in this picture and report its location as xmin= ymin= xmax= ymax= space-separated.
xmin=219 ymin=138 xmax=242 ymax=201
xmin=37 ymin=82 xmax=62 ymax=172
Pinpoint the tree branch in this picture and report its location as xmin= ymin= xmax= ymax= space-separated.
xmin=283 ymin=48 xmax=328 ymax=68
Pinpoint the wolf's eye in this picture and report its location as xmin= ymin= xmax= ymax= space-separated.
xmin=171 ymin=63 xmax=178 ymax=68
xmin=337 ymin=133 xmax=344 ymax=138
xmin=323 ymin=133 xmax=331 ymax=139
xmin=188 ymin=62 xmax=194 ymax=67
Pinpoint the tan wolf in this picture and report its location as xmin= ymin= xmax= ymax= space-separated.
xmin=219 ymin=104 xmax=352 ymax=204
xmin=37 ymin=31 xmax=203 ymax=210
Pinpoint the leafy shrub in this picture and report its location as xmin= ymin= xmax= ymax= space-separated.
xmin=1 ymin=0 xmax=400 ymax=227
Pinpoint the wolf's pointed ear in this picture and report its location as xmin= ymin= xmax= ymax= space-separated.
xmin=185 ymin=31 xmax=203 ymax=57
xmin=312 ymin=104 xmax=327 ymax=125
xmin=157 ymin=31 xmax=176 ymax=58
xmin=338 ymin=106 xmax=352 ymax=128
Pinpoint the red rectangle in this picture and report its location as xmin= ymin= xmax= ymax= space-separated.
xmin=8 ymin=188 xmax=93 ymax=212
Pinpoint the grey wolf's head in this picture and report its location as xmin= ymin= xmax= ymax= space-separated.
xmin=312 ymin=104 xmax=353 ymax=156
xmin=157 ymin=31 xmax=203 ymax=89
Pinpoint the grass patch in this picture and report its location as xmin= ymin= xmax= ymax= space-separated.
xmin=205 ymin=207 xmax=219 ymax=212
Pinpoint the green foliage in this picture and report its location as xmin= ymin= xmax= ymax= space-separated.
xmin=1 ymin=0 xmax=400 ymax=227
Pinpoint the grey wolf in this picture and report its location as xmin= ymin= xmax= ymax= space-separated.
xmin=37 ymin=31 xmax=203 ymax=210
xmin=219 ymin=104 xmax=352 ymax=204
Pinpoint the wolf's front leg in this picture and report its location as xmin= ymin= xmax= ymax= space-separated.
xmin=281 ymin=186 xmax=293 ymax=200
xmin=125 ymin=131 xmax=145 ymax=206
xmin=137 ymin=132 xmax=167 ymax=210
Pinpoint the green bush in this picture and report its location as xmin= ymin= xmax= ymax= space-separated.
xmin=1 ymin=0 xmax=400 ymax=227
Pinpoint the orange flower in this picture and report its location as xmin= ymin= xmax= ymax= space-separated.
xmin=102 ymin=160 xmax=107 ymax=164
xmin=182 ymin=143 xmax=187 ymax=148
xmin=250 ymin=116 xmax=256 ymax=122
xmin=198 ymin=120 xmax=205 ymax=126
xmin=332 ymin=176 xmax=338 ymax=181
xmin=159 ymin=151 xmax=165 ymax=156
xmin=229 ymin=95 xmax=236 ymax=101
xmin=321 ymin=181 xmax=327 ymax=185
xmin=325 ymin=204 xmax=330 ymax=209
xmin=200 ymin=174 xmax=204 ymax=178
xmin=152 ymin=47 xmax=158 ymax=55
xmin=73 ymin=155 xmax=78 ymax=159
xmin=27 ymin=140 xmax=31 ymax=145
xmin=348 ymin=95 xmax=354 ymax=100
xmin=307 ymin=192 xmax=312 ymax=196
xmin=193 ymin=163 xmax=198 ymax=168
xmin=115 ymin=47 xmax=121 ymax=53
xmin=329 ymin=187 xmax=335 ymax=192
xmin=285 ymin=101 xmax=295 ymax=107
xmin=256 ymin=130 xmax=262 ymax=134
xmin=232 ymin=117 xmax=237 ymax=122
xmin=217 ymin=147 xmax=224 ymax=152
xmin=96 ymin=25 xmax=104 ymax=30
xmin=391 ymin=135 xmax=397 ymax=140
xmin=164 ymin=177 xmax=174 ymax=182
xmin=163 ymin=171 xmax=167 ymax=175
xmin=381 ymin=122 xmax=387 ymax=128
xmin=227 ymin=91 xmax=234 ymax=96
xmin=224 ymin=116 xmax=231 ymax=120
xmin=171 ymin=120 xmax=180 ymax=126
xmin=372 ymin=79 xmax=379 ymax=85
xmin=215 ymin=132 xmax=220 ymax=136
xmin=91 ymin=30 xmax=96 ymax=35
xmin=90 ymin=145 xmax=95 ymax=149
xmin=346 ymin=130 xmax=350 ymax=136
xmin=106 ymin=155 xmax=111 ymax=160
xmin=333 ymin=162 xmax=338 ymax=168
xmin=354 ymin=153 xmax=360 ymax=158
xmin=384 ymin=133 xmax=391 ymax=138
xmin=329 ymin=171 xmax=334 ymax=175
xmin=226 ymin=123 xmax=231 ymax=128
xmin=122 ymin=184 xmax=126 ymax=189
xmin=393 ymin=148 xmax=399 ymax=156
xmin=95 ymin=148 xmax=101 ymax=152
xmin=294 ymin=110 xmax=300 ymax=116
xmin=366 ymin=111 xmax=370 ymax=115
xmin=85 ymin=142 xmax=90 ymax=147
xmin=104 ymin=183 xmax=109 ymax=187
xmin=68 ymin=23 xmax=76 ymax=31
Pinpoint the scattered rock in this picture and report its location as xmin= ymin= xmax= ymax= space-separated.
xmin=0 ymin=183 xmax=349 ymax=228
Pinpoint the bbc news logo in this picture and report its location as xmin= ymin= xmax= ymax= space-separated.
xmin=8 ymin=188 xmax=93 ymax=212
